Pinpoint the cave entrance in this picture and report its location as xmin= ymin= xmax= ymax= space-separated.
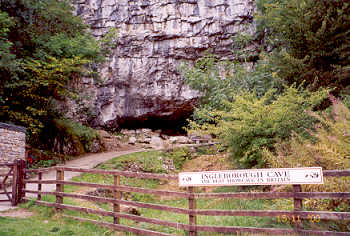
xmin=116 ymin=115 xmax=189 ymax=136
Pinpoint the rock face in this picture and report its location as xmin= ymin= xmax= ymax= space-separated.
xmin=72 ymin=0 xmax=255 ymax=130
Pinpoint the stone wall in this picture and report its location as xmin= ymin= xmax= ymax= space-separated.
xmin=0 ymin=122 xmax=26 ymax=163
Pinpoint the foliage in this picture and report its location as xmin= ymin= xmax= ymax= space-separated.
xmin=165 ymin=147 xmax=193 ymax=170
xmin=182 ymin=52 xmax=281 ymax=114
xmin=263 ymin=97 xmax=350 ymax=170
xmin=99 ymin=27 xmax=118 ymax=56
xmin=0 ymin=0 xmax=106 ymax=148
xmin=263 ymin=98 xmax=350 ymax=221
xmin=183 ymin=0 xmax=349 ymax=169
xmin=259 ymin=0 xmax=350 ymax=94
xmin=50 ymin=119 xmax=103 ymax=155
xmin=182 ymin=31 xmax=287 ymax=127
xmin=26 ymin=148 xmax=70 ymax=169
xmin=195 ymin=146 xmax=217 ymax=156
xmin=98 ymin=151 xmax=171 ymax=174
xmin=99 ymin=147 xmax=193 ymax=173
xmin=188 ymin=86 xmax=326 ymax=168
xmin=30 ymin=159 xmax=55 ymax=168
xmin=0 ymin=11 xmax=17 ymax=75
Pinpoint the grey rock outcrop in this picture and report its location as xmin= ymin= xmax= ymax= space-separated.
xmin=72 ymin=0 xmax=255 ymax=130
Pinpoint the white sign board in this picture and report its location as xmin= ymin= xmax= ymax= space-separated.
xmin=179 ymin=167 xmax=323 ymax=187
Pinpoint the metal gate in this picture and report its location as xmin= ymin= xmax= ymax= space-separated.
xmin=0 ymin=160 xmax=26 ymax=206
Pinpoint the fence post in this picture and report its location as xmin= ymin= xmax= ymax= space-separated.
xmin=22 ymin=160 xmax=27 ymax=199
xmin=113 ymin=175 xmax=121 ymax=224
xmin=188 ymin=186 xmax=197 ymax=236
xmin=293 ymin=184 xmax=302 ymax=210
xmin=56 ymin=168 xmax=64 ymax=212
xmin=17 ymin=159 xmax=26 ymax=203
xmin=11 ymin=160 xmax=19 ymax=206
xmin=293 ymin=184 xmax=303 ymax=229
xmin=38 ymin=172 xmax=42 ymax=200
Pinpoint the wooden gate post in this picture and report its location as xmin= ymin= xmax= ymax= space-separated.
xmin=56 ymin=168 xmax=64 ymax=212
xmin=11 ymin=160 xmax=19 ymax=206
xmin=17 ymin=159 xmax=26 ymax=203
xmin=9 ymin=159 xmax=27 ymax=205
xmin=113 ymin=174 xmax=121 ymax=224
xmin=38 ymin=172 xmax=42 ymax=200
xmin=188 ymin=186 xmax=197 ymax=236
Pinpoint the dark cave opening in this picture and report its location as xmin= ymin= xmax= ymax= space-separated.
xmin=115 ymin=115 xmax=189 ymax=136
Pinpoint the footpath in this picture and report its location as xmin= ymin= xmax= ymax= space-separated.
xmin=0 ymin=148 xmax=144 ymax=212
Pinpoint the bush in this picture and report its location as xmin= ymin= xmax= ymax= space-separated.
xmin=51 ymin=119 xmax=103 ymax=155
xmin=188 ymin=86 xmax=326 ymax=168
xmin=182 ymin=53 xmax=281 ymax=115
xmin=166 ymin=147 xmax=193 ymax=170
xmin=263 ymin=97 xmax=350 ymax=213
xmin=259 ymin=0 xmax=350 ymax=94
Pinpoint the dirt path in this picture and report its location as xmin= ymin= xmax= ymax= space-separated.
xmin=0 ymin=148 xmax=144 ymax=212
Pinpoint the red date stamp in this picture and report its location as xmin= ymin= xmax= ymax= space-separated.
xmin=276 ymin=214 xmax=321 ymax=224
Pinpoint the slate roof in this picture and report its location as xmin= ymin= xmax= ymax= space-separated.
xmin=0 ymin=122 xmax=26 ymax=133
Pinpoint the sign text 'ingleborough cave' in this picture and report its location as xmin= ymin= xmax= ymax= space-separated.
xmin=179 ymin=167 xmax=323 ymax=187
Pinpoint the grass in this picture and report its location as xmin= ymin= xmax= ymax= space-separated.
xmin=0 ymin=206 xmax=120 ymax=236
xmin=97 ymin=150 xmax=169 ymax=173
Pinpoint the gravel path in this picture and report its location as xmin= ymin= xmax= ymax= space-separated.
xmin=0 ymin=148 xmax=144 ymax=212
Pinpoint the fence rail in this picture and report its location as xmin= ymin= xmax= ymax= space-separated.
xmin=23 ymin=167 xmax=350 ymax=236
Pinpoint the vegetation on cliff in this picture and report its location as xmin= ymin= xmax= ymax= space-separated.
xmin=259 ymin=0 xmax=350 ymax=94
xmin=184 ymin=0 xmax=350 ymax=168
xmin=0 ymin=0 xmax=111 ymax=153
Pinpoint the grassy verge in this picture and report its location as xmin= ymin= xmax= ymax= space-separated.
xmin=0 ymin=205 xmax=122 ymax=236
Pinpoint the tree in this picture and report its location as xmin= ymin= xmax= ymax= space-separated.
xmin=182 ymin=50 xmax=283 ymax=126
xmin=0 ymin=0 xmax=104 ymax=147
xmin=260 ymin=0 xmax=350 ymax=94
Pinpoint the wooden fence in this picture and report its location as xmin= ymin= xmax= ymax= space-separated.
xmin=23 ymin=167 xmax=350 ymax=236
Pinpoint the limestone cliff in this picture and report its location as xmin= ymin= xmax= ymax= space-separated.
xmin=72 ymin=0 xmax=256 ymax=130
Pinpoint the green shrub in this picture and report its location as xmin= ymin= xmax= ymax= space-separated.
xmin=258 ymin=0 xmax=350 ymax=94
xmin=195 ymin=146 xmax=217 ymax=155
xmin=182 ymin=53 xmax=281 ymax=115
xmin=188 ymin=86 xmax=326 ymax=168
xmin=51 ymin=119 xmax=103 ymax=155
xmin=263 ymin=97 xmax=350 ymax=216
xmin=166 ymin=147 xmax=193 ymax=170
xmin=26 ymin=148 xmax=70 ymax=169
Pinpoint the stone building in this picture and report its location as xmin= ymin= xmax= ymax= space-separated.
xmin=0 ymin=122 xmax=26 ymax=163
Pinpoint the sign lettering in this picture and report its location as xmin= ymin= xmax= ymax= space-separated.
xmin=178 ymin=167 xmax=323 ymax=187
